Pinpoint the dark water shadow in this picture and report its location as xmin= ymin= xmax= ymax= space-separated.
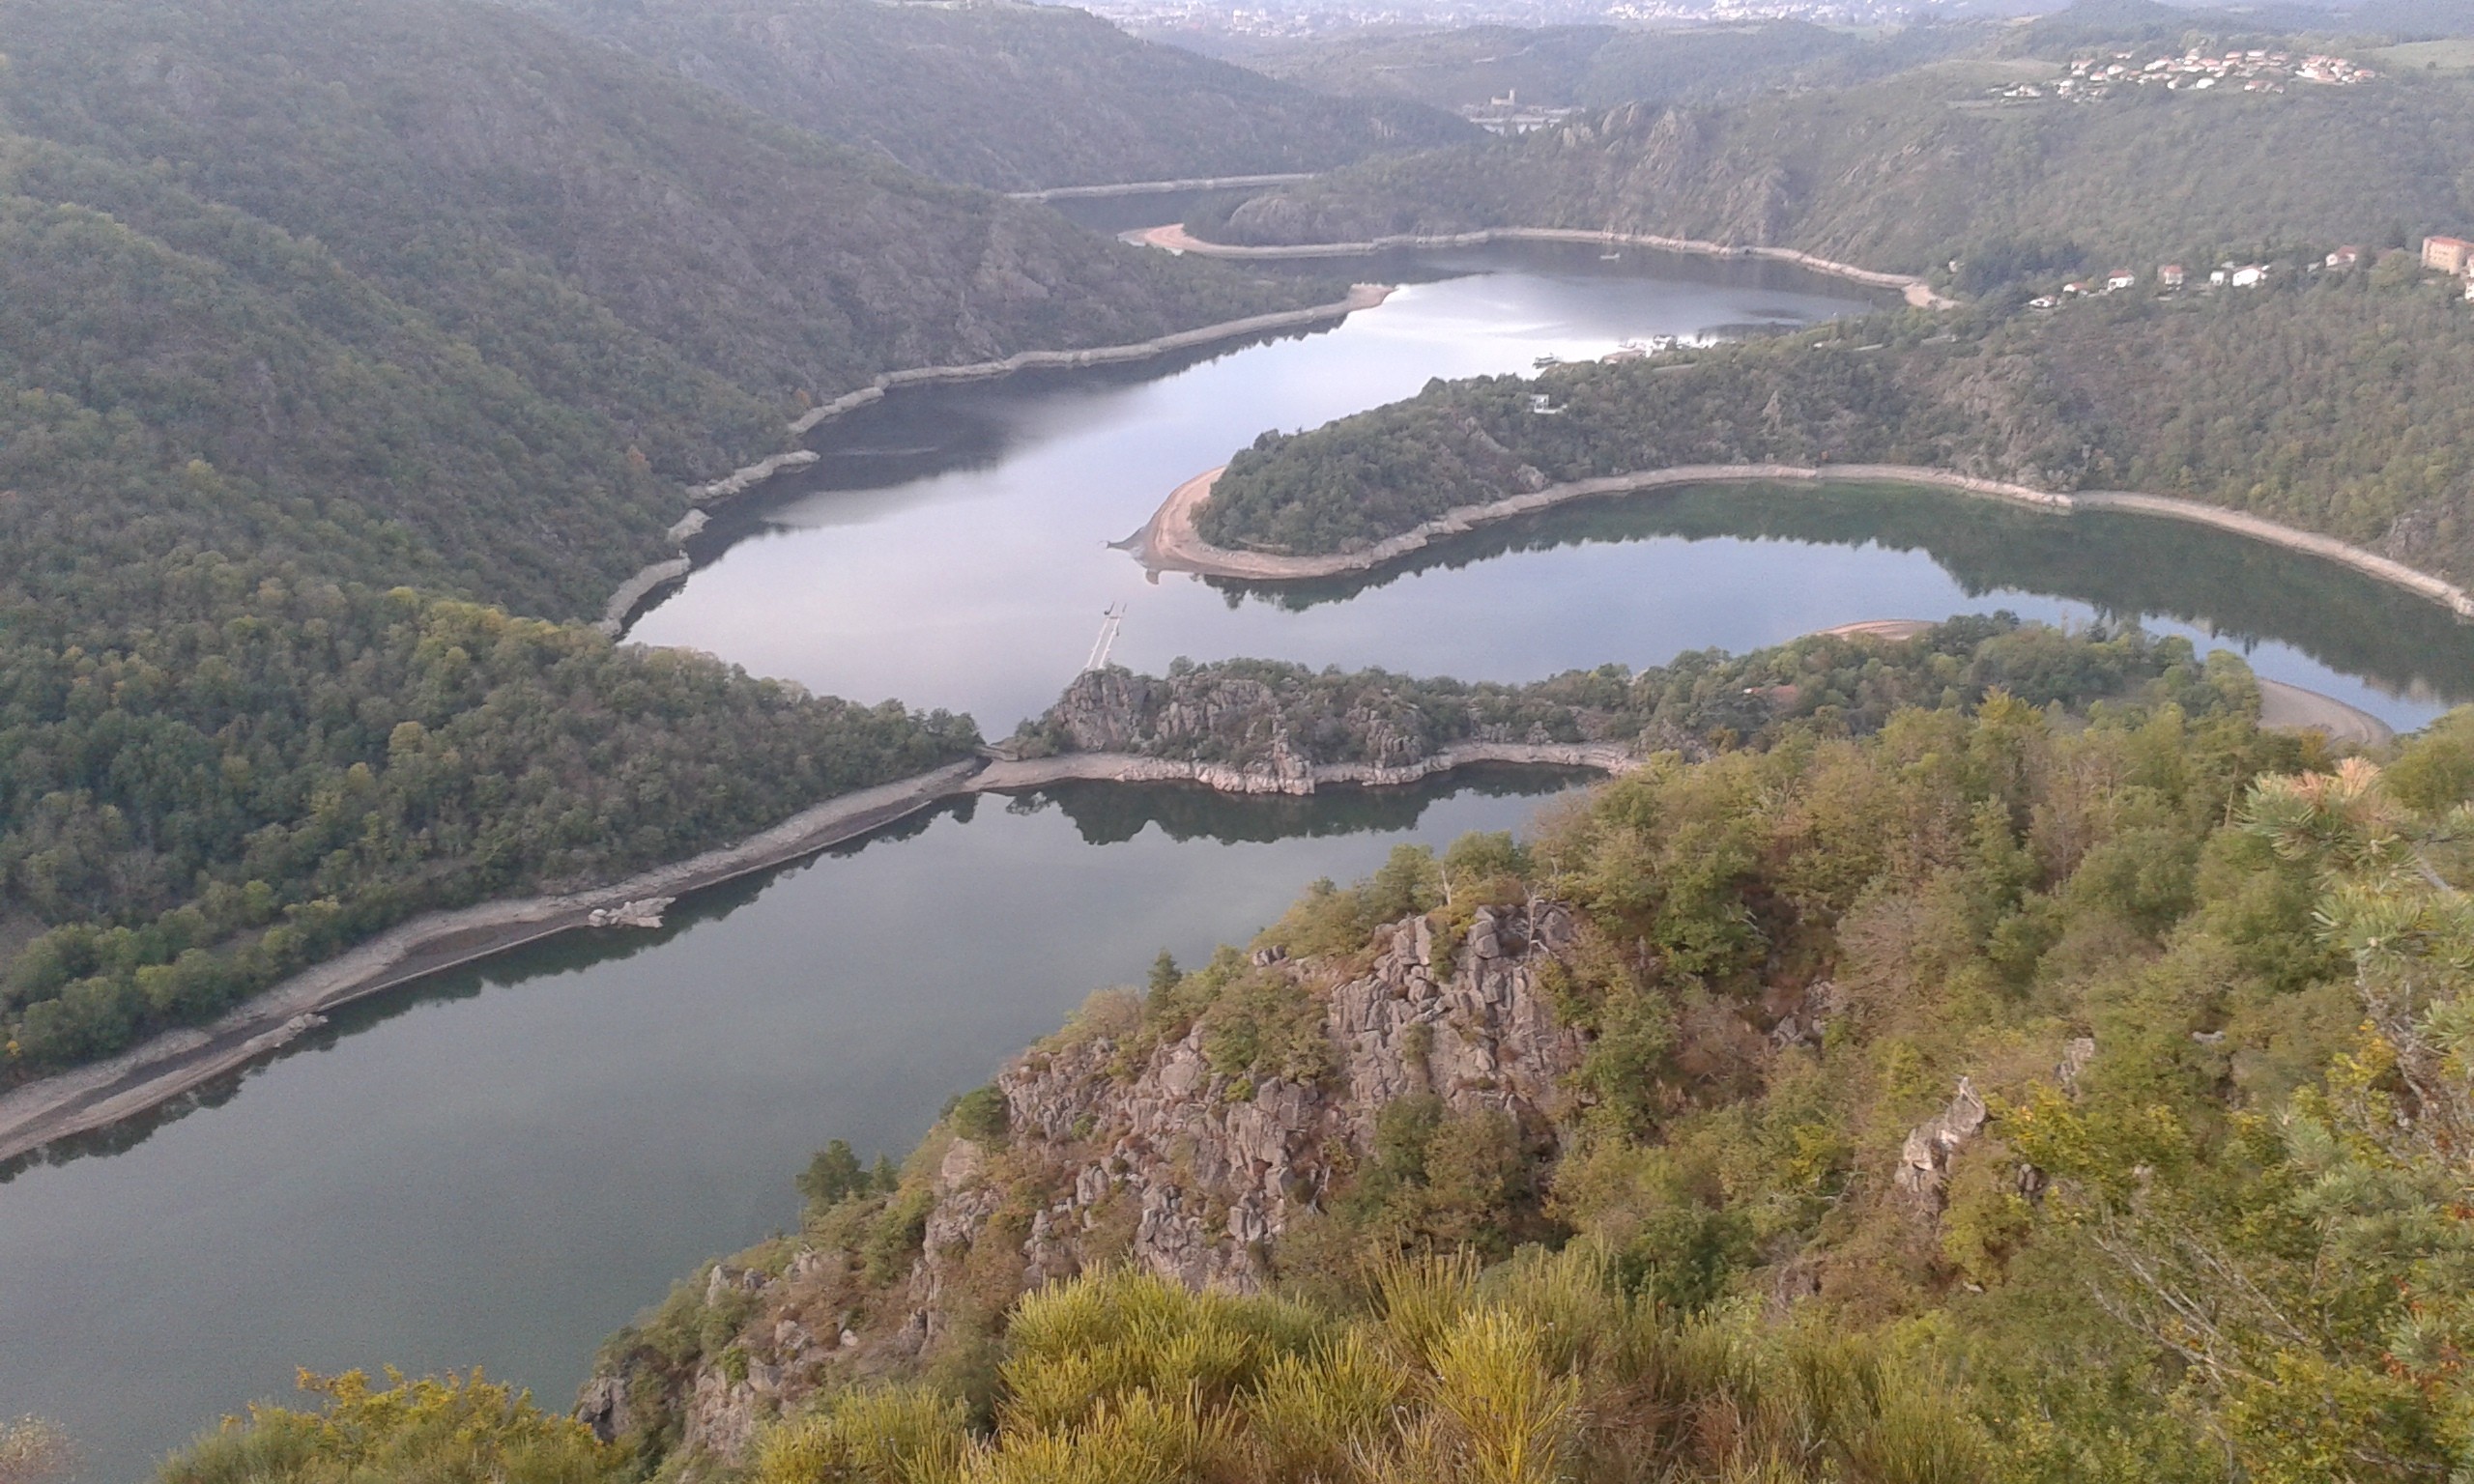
xmin=1212 ymin=481 xmax=2474 ymax=704
xmin=1000 ymin=764 xmax=1594 ymax=847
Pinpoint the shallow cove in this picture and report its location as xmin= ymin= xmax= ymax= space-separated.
xmin=7 ymin=240 xmax=2472 ymax=1480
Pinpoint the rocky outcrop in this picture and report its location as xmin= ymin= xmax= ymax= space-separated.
xmin=599 ymin=900 xmax=1592 ymax=1467
xmin=900 ymin=900 xmax=1586 ymax=1310
xmin=1893 ymin=1077 xmax=1988 ymax=1212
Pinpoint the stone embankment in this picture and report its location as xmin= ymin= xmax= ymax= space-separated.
xmin=1133 ymin=223 xmax=1955 ymax=309
xmin=1135 ymin=462 xmax=2474 ymax=621
xmin=1006 ymin=172 xmax=1316 ymax=202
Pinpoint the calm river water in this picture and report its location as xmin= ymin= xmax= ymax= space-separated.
xmin=9 ymin=240 xmax=2472 ymax=1481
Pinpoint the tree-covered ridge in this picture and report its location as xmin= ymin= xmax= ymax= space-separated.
xmin=498 ymin=0 xmax=1475 ymax=193
xmin=1012 ymin=618 xmax=2213 ymax=768
xmin=1199 ymin=260 xmax=2474 ymax=577
xmin=0 ymin=556 xmax=977 ymax=1073
xmin=1195 ymin=55 xmax=2474 ymax=280
xmin=0 ymin=0 xmax=1327 ymax=471
xmin=486 ymin=629 xmax=2474 ymax=1482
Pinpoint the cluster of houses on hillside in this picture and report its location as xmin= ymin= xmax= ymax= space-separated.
xmin=2028 ymin=260 xmax=2261 ymax=307
xmin=1987 ymin=47 xmax=2375 ymax=101
xmin=2024 ymin=237 xmax=2474 ymax=310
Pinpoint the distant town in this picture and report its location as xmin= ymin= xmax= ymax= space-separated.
xmin=1987 ymin=46 xmax=2376 ymax=101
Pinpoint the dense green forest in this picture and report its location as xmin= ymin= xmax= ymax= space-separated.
xmin=194 ymin=619 xmax=2474 ymax=1481
xmin=1195 ymin=38 xmax=2474 ymax=278
xmin=497 ymin=0 xmax=1474 ymax=192
xmin=1015 ymin=618 xmax=2201 ymax=768
xmin=0 ymin=0 xmax=1356 ymax=1084
xmin=1198 ymin=258 xmax=2474 ymax=577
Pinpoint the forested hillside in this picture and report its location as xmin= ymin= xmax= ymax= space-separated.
xmin=499 ymin=0 xmax=1474 ymax=192
xmin=1198 ymin=259 xmax=2474 ymax=582
xmin=0 ymin=0 xmax=1323 ymax=486
xmin=1196 ymin=55 xmax=2474 ymax=277
xmin=206 ymin=618 xmax=2474 ymax=1483
xmin=0 ymin=0 xmax=1339 ymax=1087
xmin=1237 ymin=19 xmax=1982 ymax=112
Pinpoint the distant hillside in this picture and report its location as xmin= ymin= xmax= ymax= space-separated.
xmin=497 ymin=0 xmax=1476 ymax=191
xmin=1238 ymin=19 xmax=1984 ymax=112
xmin=1196 ymin=60 xmax=2474 ymax=279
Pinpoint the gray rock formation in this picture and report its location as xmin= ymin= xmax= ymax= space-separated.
xmin=901 ymin=901 xmax=1585 ymax=1308
xmin=1893 ymin=1077 xmax=1988 ymax=1211
xmin=590 ymin=902 xmax=1591 ymax=1467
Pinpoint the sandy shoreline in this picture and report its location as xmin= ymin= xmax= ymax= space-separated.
xmin=1133 ymin=224 xmax=1956 ymax=310
xmin=1132 ymin=463 xmax=2474 ymax=620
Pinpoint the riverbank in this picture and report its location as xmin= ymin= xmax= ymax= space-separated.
xmin=0 ymin=727 xmax=1643 ymax=1164
xmin=590 ymin=284 xmax=1399 ymax=638
xmin=0 ymin=761 xmax=984 ymax=1168
xmin=2256 ymin=677 xmax=2395 ymax=748
xmin=784 ymin=282 xmax=1395 ymax=439
xmin=1131 ymin=463 xmax=2474 ymax=621
xmin=1131 ymin=224 xmax=1954 ymax=310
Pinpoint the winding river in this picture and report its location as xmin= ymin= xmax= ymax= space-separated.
xmin=9 ymin=237 xmax=2471 ymax=1482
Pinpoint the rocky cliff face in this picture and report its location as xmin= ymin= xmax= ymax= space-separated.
xmin=931 ymin=899 xmax=1585 ymax=1301
xmin=599 ymin=899 xmax=1588 ymax=1465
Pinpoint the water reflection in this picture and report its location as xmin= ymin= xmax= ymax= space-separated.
xmin=1006 ymin=765 xmax=1592 ymax=846
xmin=1219 ymin=482 xmax=2474 ymax=706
